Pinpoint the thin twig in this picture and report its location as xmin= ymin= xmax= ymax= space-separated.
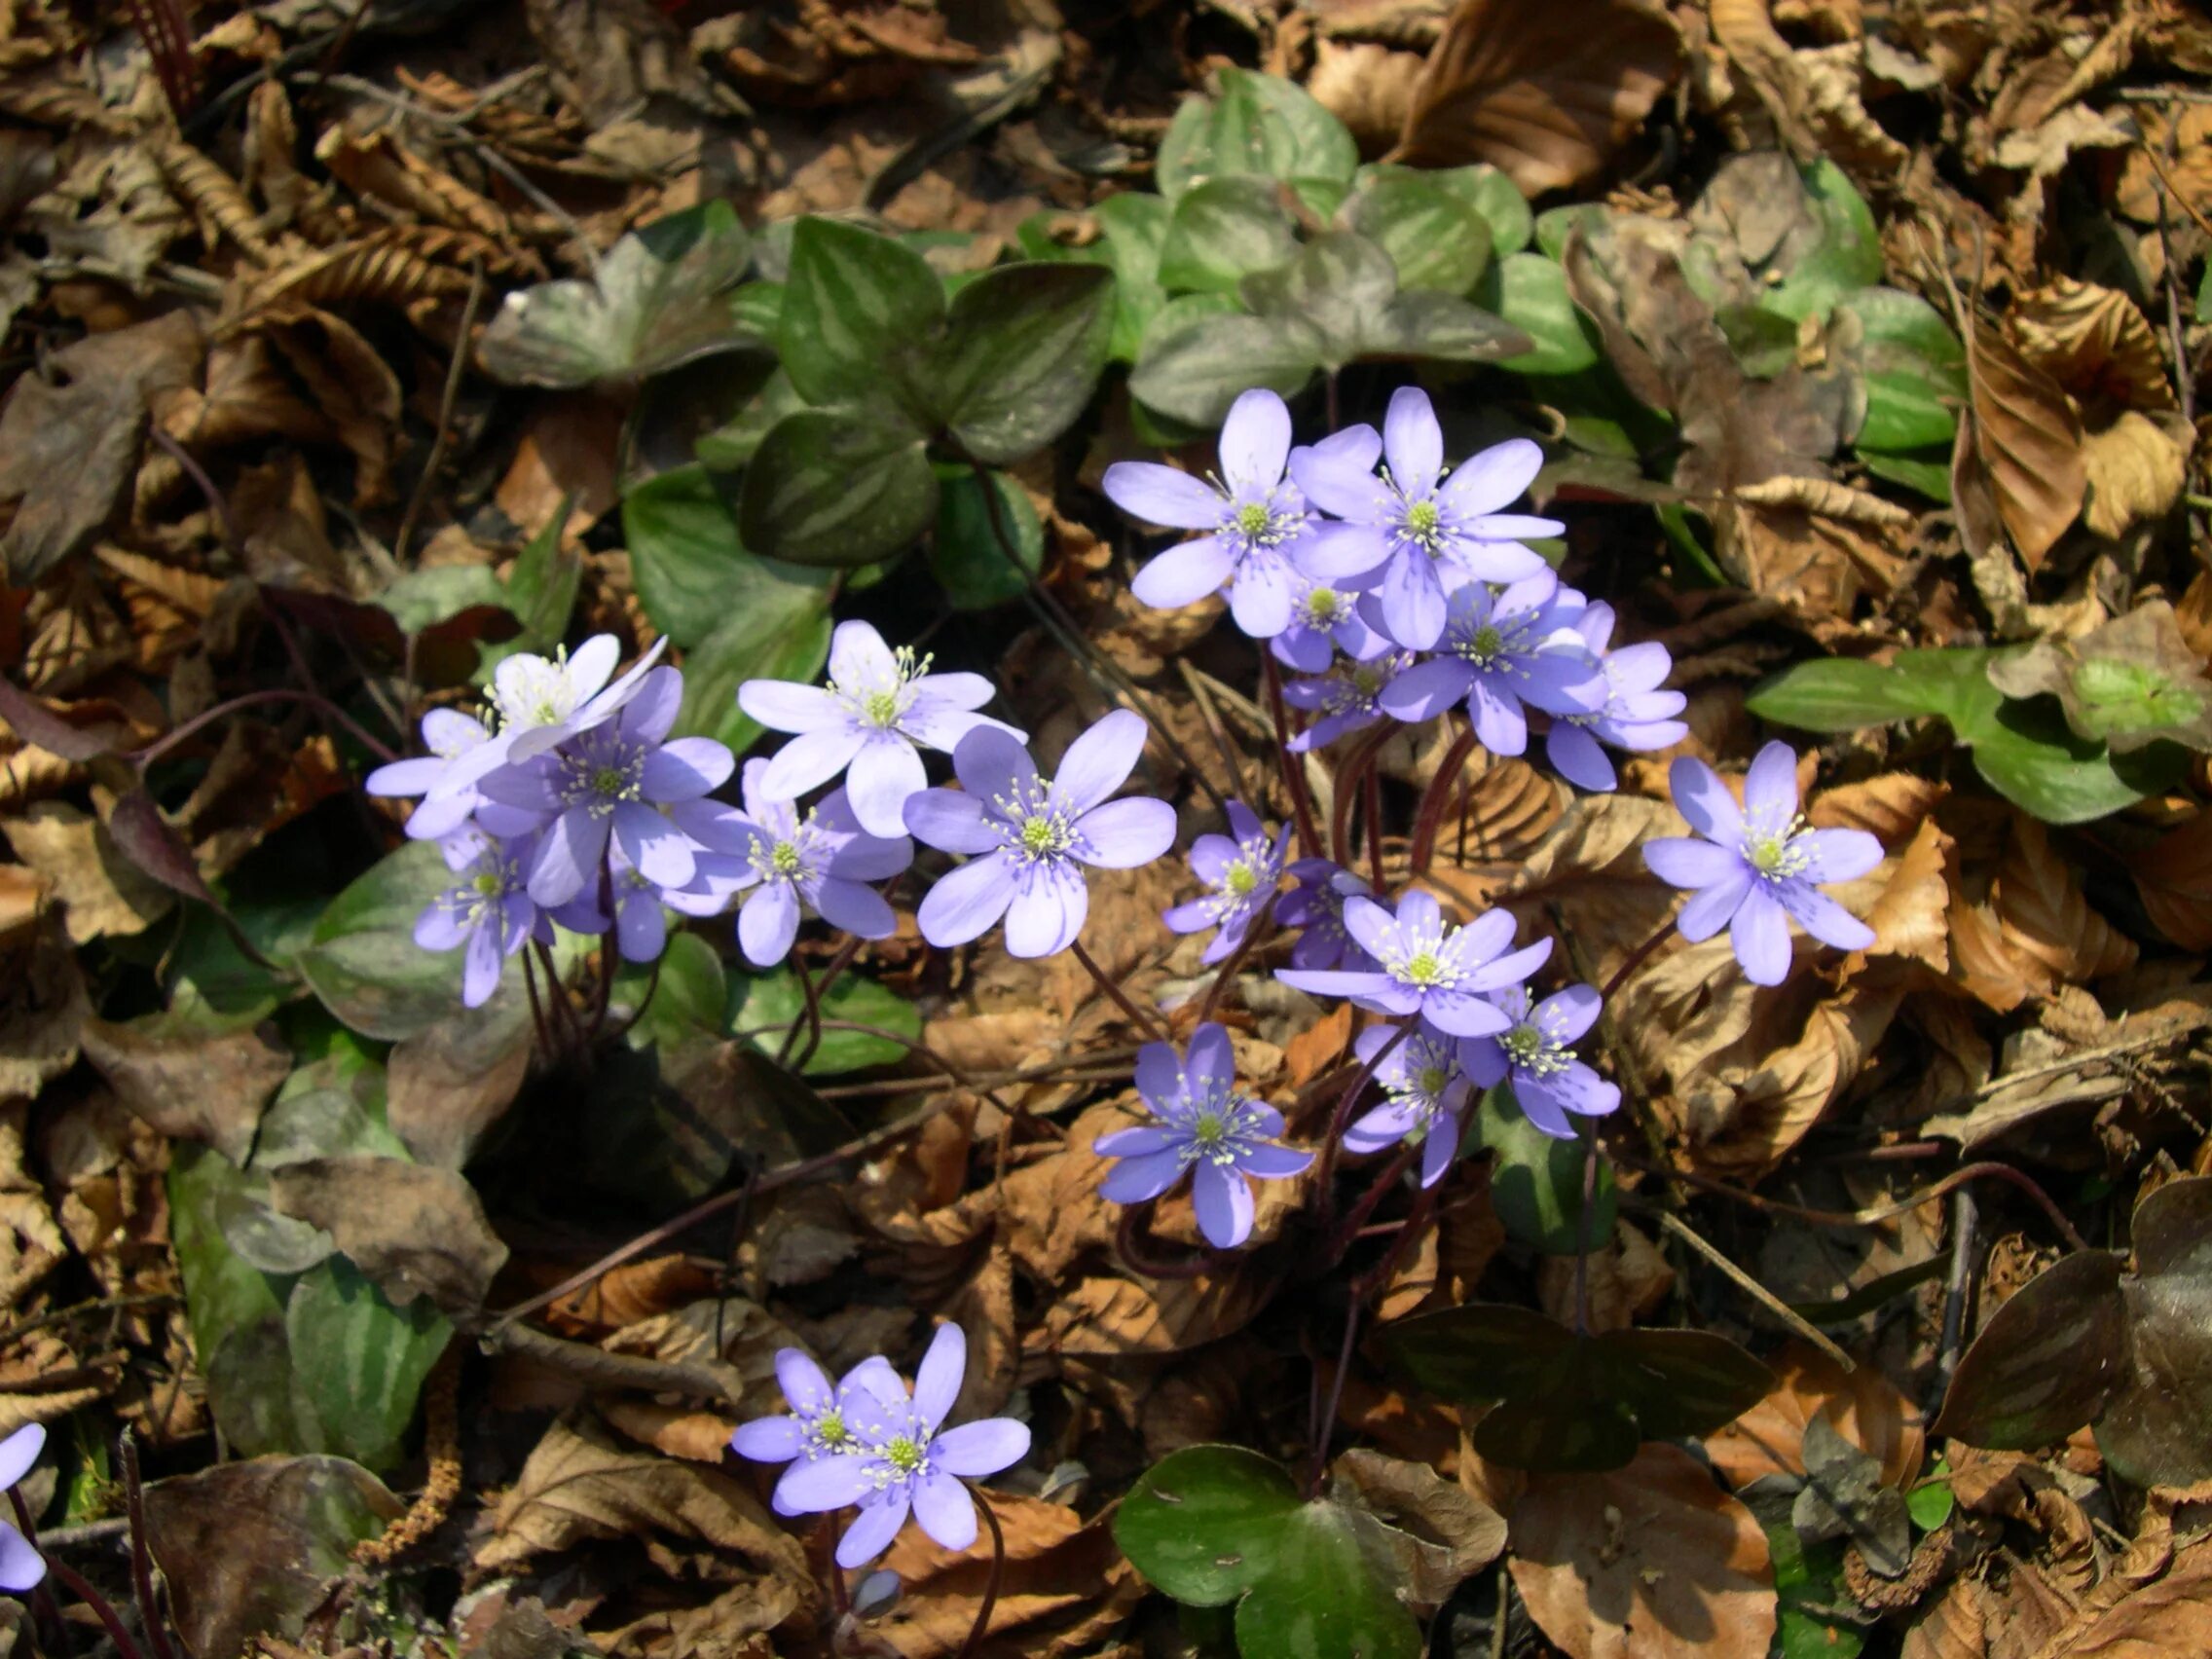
xmin=1069 ymin=937 xmax=1169 ymax=1041
xmin=1654 ymin=1209 xmax=1856 ymax=1372
xmin=1175 ymin=658 xmax=1253 ymax=804
xmin=393 ymin=262 xmax=486 ymax=566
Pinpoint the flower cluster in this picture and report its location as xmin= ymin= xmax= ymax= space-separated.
xmin=731 ymin=1325 xmax=1029 ymax=1568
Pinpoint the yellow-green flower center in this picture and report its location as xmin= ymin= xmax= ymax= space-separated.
xmin=1402 ymin=951 xmax=1444 ymax=985
xmin=1404 ymin=498 xmax=1442 ymax=547
xmin=592 ymin=765 xmax=628 ymax=796
xmin=862 ymin=689 xmax=902 ymax=728
xmin=1503 ymin=1025 xmax=1544 ymax=1065
xmin=1225 ymin=862 xmax=1260 ymax=898
xmin=1307 ymin=588 xmax=1340 ymax=620
xmin=1745 ymin=830 xmax=1807 ymax=878
xmin=1468 ymin=624 xmax=1503 ymax=662
xmin=1352 ymin=665 xmax=1384 ymax=696
xmin=472 ymin=871 xmax=501 ymax=898
xmin=1021 ymin=816 xmax=1059 ymax=854
xmin=1235 ymin=502 xmax=1272 ymax=538
xmin=815 ymin=1410 xmax=849 ymax=1448
xmin=884 ymin=1434 xmax=925 ymax=1474
xmin=771 ymin=841 xmax=802 ymax=876
xmin=1418 ymin=1065 xmax=1449 ymax=1095
xmin=1192 ymin=1111 xmax=1227 ymax=1145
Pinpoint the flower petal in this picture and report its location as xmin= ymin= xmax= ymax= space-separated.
xmin=1099 ymin=1147 xmax=1187 ymax=1202
xmin=1382 ymin=386 xmax=1443 ymax=494
xmin=836 ymin=1493 xmax=912 ymax=1567
xmin=1295 ymin=522 xmax=1390 ymax=581
xmin=1132 ymin=537 xmax=1236 ymax=609
xmin=1643 ymin=835 xmax=1743 ymax=890
xmin=1228 ymin=553 xmax=1294 ymax=638
xmin=952 ymin=726 xmax=1040 ymax=807
xmin=1778 ymin=883 xmax=1877 ymax=951
xmin=935 ymin=1418 xmax=1031 ymax=1479
xmin=642 ymin=737 xmax=735 ymax=801
xmin=0 ymin=1523 xmax=41 ymax=1593
xmin=1796 ymin=828 xmax=1884 ymax=883
xmin=1135 ymin=1041 xmax=1182 ymax=1109
xmin=1192 ymin=1160 xmax=1254 ymax=1249
xmin=739 ymin=883 xmax=801 ymax=967
xmin=0 ymin=1424 xmax=43 ymax=1493
xmin=903 ymin=789 xmax=1000 ymax=855
xmin=759 ymin=727 xmax=866 ymax=802
xmin=1073 ymin=797 xmax=1177 ymax=868
xmin=913 ymin=1323 xmax=966 ymax=1428
xmin=814 ymin=877 xmax=896 ymax=940
xmin=1051 ymin=709 xmax=1148 ymax=816
xmin=1676 ymin=867 xmax=1752 ymax=941
xmin=1289 ymin=425 xmax=1384 ymax=519
xmin=777 ymin=1450 xmax=874 ymax=1513
xmin=1220 ymin=387 xmax=1293 ymax=487
xmin=730 ymin=1416 xmax=805 ymax=1463
xmin=1440 ymin=437 xmax=1542 ymax=517
xmin=739 ymin=679 xmax=845 ymax=734
xmin=1538 ymin=983 xmax=1603 ymax=1044
xmin=1103 ymin=461 xmax=1223 ymax=530
xmin=846 ymin=737 xmax=928 ymax=839
xmin=1730 ymin=887 xmax=1793 ymax=984
xmin=1419 ymin=990 xmax=1513 ymax=1037
xmin=911 ymin=1470 xmax=979 ymax=1552
xmin=1183 ymin=1021 xmax=1235 ymax=1091
xmin=1004 ymin=862 xmax=1088 ymax=958
xmin=916 ymin=852 xmax=1016 ymax=947
xmin=613 ymin=801 xmax=695 ymax=890
xmin=1744 ymin=740 xmax=1801 ymax=826
xmin=1237 ymin=1142 xmax=1313 ymax=1178
xmin=1670 ymin=756 xmax=1745 ymax=844
xmin=830 ymin=620 xmax=900 ymax=689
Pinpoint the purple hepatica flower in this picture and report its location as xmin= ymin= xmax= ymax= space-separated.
xmin=478 ymin=666 xmax=732 ymax=907
xmin=548 ymin=839 xmax=700 ymax=964
xmin=1272 ymin=573 xmax=1393 ymax=673
xmin=421 ymin=635 xmax=669 ymax=818
xmin=675 ymin=760 xmax=910 ymax=969
xmin=415 ymin=828 xmax=540 ymax=1009
xmin=1277 ymin=859 xmax=1378 ymax=972
xmin=1277 ymin=889 xmax=1547 ymax=1038
xmin=739 ymin=622 xmax=1024 ymax=839
xmin=1344 ymin=1022 xmax=1473 ymax=1189
xmin=1458 ymin=984 xmax=1620 ymax=1139
xmin=1281 ymin=650 xmax=1414 ymax=753
xmin=774 ymin=1324 xmax=1031 ymax=1569
xmin=1643 ymin=744 xmax=1882 ymax=985
xmin=1163 ymin=802 xmax=1291 ymax=965
xmin=730 ymin=1348 xmax=907 ymax=1516
xmin=1543 ymin=600 xmax=1688 ymax=793
xmin=1094 ymin=1021 xmax=1312 ymax=1248
xmin=904 ymin=711 xmax=1176 ymax=959
xmin=1289 ymin=387 xmax=1561 ymax=650
xmin=1378 ymin=571 xmax=1604 ymax=757
xmin=0 ymin=1423 xmax=44 ymax=1592
xmin=366 ymin=707 xmax=494 ymax=841
xmin=1104 ymin=389 xmax=1377 ymax=639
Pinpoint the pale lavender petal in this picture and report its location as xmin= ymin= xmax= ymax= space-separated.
xmin=1289 ymin=425 xmax=1384 ymax=519
xmin=364 ymin=755 xmax=449 ymax=797
xmin=846 ymin=737 xmax=929 ymax=839
xmin=1731 ymin=888 xmax=1793 ymax=984
xmin=903 ymin=703 xmax=1022 ymax=753
xmin=1779 ymin=884 xmax=1877 ymax=951
xmin=1605 ymin=641 xmax=1674 ymax=694
xmin=1796 ymin=829 xmax=1883 ymax=883
xmin=1419 ymin=990 xmax=1513 ymax=1038
xmin=462 ymin=923 xmax=503 ymax=1009
xmin=1237 ymin=1143 xmax=1313 ymax=1178
xmin=402 ymin=791 xmax=480 ymax=840
xmin=1539 ymin=984 xmax=1603 ymax=1043
xmin=1546 ymin=724 xmax=1616 ymax=793
xmin=1419 ymin=1125 xmax=1459 ymax=1188
xmin=1378 ymin=657 xmax=1474 ymax=723
xmin=642 ymin=738 xmax=735 ymax=801
xmin=1378 ymin=548 xmax=1447 ymax=650
xmin=911 ymin=671 xmax=996 ymax=714
xmin=1644 ymin=836 xmax=1742 ymax=891
xmin=0 ymin=1524 xmax=40 ymax=1593
xmin=913 ymin=1323 xmax=966 ymax=1428
xmin=1220 ymin=387 xmax=1292 ymax=487
xmin=759 ymin=726 xmax=866 ymax=802
xmin=1004 ymin=862 xmax=1088 ymax=958
xmin=1135 ymin=1042 xmax=1181 ymax=1108
xmin=1093 ymin=1126 xmax=1176 ymax=1159
xmin=1382 ymin=386 xmax=1443 ymax=494
xmin=414 ymin=903 xmax=467 ymax=951
xmin=1103 ymin=461 xmax=1223 ymax=530
xmin=1520 ymin=1060 xmax=1621 ymax=1123
xmin=1465 ymin=937 xmax=1551 ymax=990
xmin=912 ymin=1471 xmax=978 ymax=1552
xmin=1277 ymin=969 xmax=1420 ymax=1014
xmin=528 ymin=808 xmax=608 ymax=905
xmin=837 ymin=1495 xmax=913 ymax=1569
xmin=830 ymin=620 xmax=900 ymax=688
xmin=1677 ymin=868 xmax=1753 ymax=941
xmin=1513 ymin=1083 xmax=1576 ymax=1140
xmin=1228 ymin=553 xmax=1294 ymax=638
xmin=1465 ymin=512 xmax=1565 ymax=540
xmin=1184 ymin=1021 xmax=1235 ymax=1088
xmin=621 ymin=666 xmax=684 ymax=744
xmin=952 ymin=727 xmax=1040 ymax=806
xmin=1395 ymin=889 xmax=1444 ymax=939
xmin=477 ymin=761 xmax=563 ymax=811
xmin=1459 ymin=1037 xmax=1507 ymax=1088
xmin=935 ymin=1419 xmax=1031 ymax=1479
xmin=916 ymin=852 xmax=1016 ymax=946
xmin=739 ymin=883 xmax=801 ymax=967
xmin=1744 ymin=741 xmax=1801 ymax=823
xmin=824 ymin=831 xmax=912 ymax=882
xmin=1073 ymin=797 xmax=1177 ymax=867
xmin=1439 ymin=437 xmax=1543 ymax=517
xmin=1344 ymin=1102 xmax=1417 ymax=1154
xmin=1192 ymin=1160 xmax=1254 ymax=1249
xmin=616 ymin=893 xmax=666 ymax=962
xmin=1099 ymin=1147 xmax=1187 ymax=1202
xmin=903 ymin=789 xmax=1000 ymax=854
xmin=1132 ymin=537 xmax=1237 ymax=609
xmin=1162 ymin=898 xmax=1216 ymax=935
xmin=1467 ymin=676 xmax=1529 ymax=757
xmin=613 ymin=801 xmax=695 ymax=889
xmin=1670 ymin=757 xmax=1745 ymax=844
xmin=1342 ymin=899 xmax=1401 ymax=963
xmin=777 ymin=1349 xmax=836 ymax=1415
xmin=731 ymin=1416 xmax=805 ymax=1463
xmin=1051 ymin=710 xmax=1149 ymax=816
xmin=1296 ymin=522 xmax=1390 ymax=580
xmin=1519 ymin=652 xmax=1607 ymax=715
xmin=780 ymin=1454 xmax=876 ymax=1513
xmin=0 ymin=1425 xmax=44 ymax=1492
xmin=739 ymin=680 xmax=845 ymax=734
xmin=1189 ymin=832 xmax=1241 ymax=886
xmin=670 ymin=801 xmax=765 ymax=861
xmin=813 ymin=877 xmax=896 ymax=940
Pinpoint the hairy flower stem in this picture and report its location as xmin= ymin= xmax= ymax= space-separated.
xmin=520 ymin=945 xmax=557 ymax=1060
xmin=1261 ymin=656 xmax=1324 ymax=859
xmin=1069 ymin=938 xmax=1168 ymax=1042
xmin=586 ymin=869 xmax=617 ymax=1043
xmin=1194 ymin=900 xmax=1277 ymax=1026
xmin=1306 ymin=1175 xmax=1441 ymax=1498
xmin=1311 ymin=1024 xmax=1410 ymax=1236
xmin=13 ymin=1489 xmax=146 ymax=1659
xmin=1328 ymin=726 xmax=1394 ymax=869
xmin=957 ymin=1493 xmax=1009 ymax=1659
xmin=533 ymin=940 xmax=588 ymax=1065
xmin=1362 ymin=762 xmax=1386 ymax=892
xmin=120 ymin=1434 xmax=174 ymax=1659
xmin=1600 ymin=916 xmax=1678 ymax=1005
xmin=1321 ymin=1138 xmax=1422 ymax=1268
xmin=1573 ymin=1131 xmax=1600 ymax=1337
xmin=1407 ymin=724 xmax=1478 ymax=875
xmin=132 ymin=686 xmax=397 ymax=771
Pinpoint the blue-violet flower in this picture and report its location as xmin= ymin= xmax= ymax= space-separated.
xmin=1277 ymin=889 xmax=1546 ymax=1038
xmin=1458 ymin=984 xmax=1620 ymax=1139
xmin=1162 ymin=801 xmax=1291 ymax=965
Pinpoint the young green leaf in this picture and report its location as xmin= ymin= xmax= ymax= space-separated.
xmin=284 ymin=1256 xmax=450 ymax=1473
xmin=936 ymin=263 xmax=1116 ymax=463
xmin=1477 ymin=1084 xmax=1615 ymax=1254
xmin=296 ymin=840 xmax=479 ymax=1042
xmin=1156 ymin=67 xmax=1359 ymax=200
xmin=1129 ymin=311 xmax=1320 ymax=427
xmin=1477 ymin=253 xmax=1600 ymax=375
xmin=1339 ymin=169 xmax=1493 ymax=294
xmin=1158 ymin=177 xmax=1301 ymax=295
xmin=478 ymin=201 xmax=757 ymax=387
xmin=1744 ymin=659 xmax=1936 ymax=733
xmin=738 ymin=407 xmax=938 ymax=567
xmin=931 ymin=465 xmax=1041 ymax=610
xmin=777 ymin=217 xmax=944 ymax=411
xmin=623 ymin=462 xmax=830 ymax=646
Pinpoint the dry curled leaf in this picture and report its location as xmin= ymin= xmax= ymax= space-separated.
xmin=2009 ymin=277 xmax=2177 ymax=414
xmin=1510 ymin=1443 xmax=1777 ymax=1659
xmin=1705 ymin=1339 xmax=1927 ymax=1493
xmin=876 ymin=1494 xmax=1140 ymax=1658
xmin=1959 ymin=317 xmax=2086 ymax=574
xmin=269 ymin=1156 xmax=510 ymax=1318
xmin=1392 ymin=0 xmax=1678 ymax=193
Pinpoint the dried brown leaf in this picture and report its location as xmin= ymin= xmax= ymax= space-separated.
xmin=2133 ymin=807 xmax=2212 ymax=950
xmin=77 ymin=1012 xmax=287 ymax=1165
xmin=1044 ymin=1266 xmax=1282 ymax=1356
xmin=0 ymin=801 xmax=171 ymax=943
xmin=876 ymin=1494 xmax=1140 ymax=1658
xmin=2010 ymin=278 xmax=2177 ymax=414
xmin=1991 ymin=817 xmax=2138 ymax=996
xmin=1330 ymin=1448 xmax=1508 ymax=1601
xmin=2080 ymin=412 xmax=2189 ymax=541
xmin=1392 ymin=0 xmax=1678 ymax=192
xmin=269 ymin=1156 xmax=509 ymax=1318
xmin=1705 ymin=1339 xmax=1927 ymax=1493
xmin=1962 ymin=317 xmax=2086 ymax=574
xmin=1510 ymin=1443 xmax=1777 ymax=1659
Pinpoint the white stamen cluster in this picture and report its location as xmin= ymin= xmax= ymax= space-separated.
xmin=835 ymin=646 xmax=933 ymax=732
xmin=1743 ymin=813 xmax=1813 ymax=881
